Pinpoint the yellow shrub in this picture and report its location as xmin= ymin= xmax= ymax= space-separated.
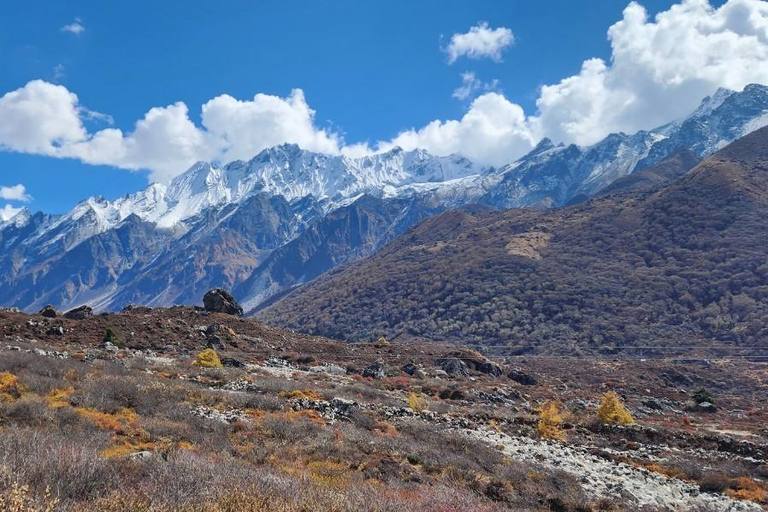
xmin=726 ymin=477 xmax=768 ymax=503
xmin=0 ymin=372 xmax=23 ymax=402
xmin=279 ymin=389 xmax=322 ymax=401
xmin=76 ymin=407 xmax=137 ymax=433
xmin=407 ymin=391 xmax=428 ymax=412
xmin=375 ymin=336 xmax=390 ymax=346
xmin=195 ymin=348 xmax=223 ymax=368
xmin=45 ymin=387 xmax=74 ymax=408
xmin=536 ymin=400 xmax=565 ymax=440
xmin=597 ymin=391 xmax=634 ymax=425
xmin=0 ymin=482 xmax=58 ymax=512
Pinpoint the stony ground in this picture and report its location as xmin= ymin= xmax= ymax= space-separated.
xmin=0 ymin=306 xmax=766 ymax=511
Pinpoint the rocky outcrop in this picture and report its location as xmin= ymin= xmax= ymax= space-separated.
xmin=508 ymin=369 xmax=538 ymax=386
xmin=38 ymin=305 xmax=60 ymax=318
xmin=203 ymin=289 xmax=243 ymax=316
xmin=64 ymin=305 xmax=93 ymax=320
xmin=362 ymin=361 xmax=387 ymax=379
xmin=438 ymin=358 xmax=469 ymax=377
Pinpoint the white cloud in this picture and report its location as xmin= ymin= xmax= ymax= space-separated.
xmin=200 ymin=89 xmax=343 ymax=164
xmin=383 ymin=92 xmax=536 ymax=166
xmin=61 ymin=19 xmax=85 ymax=35
xmin=0 ymin=80 xmax=86 ymax=155
xmin=384 ymin=0 xmax=768 ymax=163
xmin=0 ymin=184 xmax=32 ymax=202
xmin=3 ymin=0 xmax=768 ymax=178
xmin=0 ymin=80 xmax=347 ymax=182
xmin=534 ymin=0 xmax=768 ymax=145
xmin=452 ymin=72 xmax=500 ymax=100
xmin=445 ymin=22 xmax=514 ymax=64
xmin=0 ymin=205 xmax=22 ymax=221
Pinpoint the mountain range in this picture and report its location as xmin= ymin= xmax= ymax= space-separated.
xmin=258 ymin=125 xmax=768 ymax=354
xmin=2 ymin=84 xmax=768 ymax=314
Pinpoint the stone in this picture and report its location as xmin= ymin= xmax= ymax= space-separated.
xmin=64 ymin=305 xmax=93 ymax=320
xmin=478 ymin=362 xmax=503 ymax=378
xmin=401 ymin=362 xmax=419 ymax=376
xmin=128 ymin=451 xmax=153 ymax=461
xmin=38 ymin=305 xmax=60 ymax=318
xmin=309 ymin=364 xmax=346 ymax=376
xmin=221 ymin=356 xmax=245 ymax=368
xmin=202 ymin=289 xmax=243 ymax=316
xmin=507 ymin=369 xmax=538 ymax=386
xmin=362 ymin=360 xmax=387 ymax=379
xmin=46 ymin=325 xmax=65 ymax=336
xmin=438 ymin=358 xmax=470 ymax=377
xmin=696 ymin=401 xmax=717 ymax=413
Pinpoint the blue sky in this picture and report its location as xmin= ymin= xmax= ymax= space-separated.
xmin=0 ymin=0 xmax=751 ymax=216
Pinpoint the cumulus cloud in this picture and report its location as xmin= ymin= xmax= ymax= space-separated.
xmin=200 ymin=89 xmax=343 ymax=163
xmin=383 ymin=93 xmax=536 ymax=165
xmin=386 ymin=0 xmax=768 ymax=162
xmin=445 ymin=22 xmax=514 ymax=64
xmin=3 ymin=0 xmax=768 ymax=178
xmin=61 ymin=19 xmax=85 ymax=35
xmin=0 ymin=205 xmax=22 ymax=221
xmin=0 ymin=80 xmax=87 ymax=155
xmin=0 ymin=80 xmax=346 ymax=182
xmin=0 ymin=184 xmax=32 ymax=202
xmin=452 ymin=72 xmax=500 ymax=101
xmin=535 ymin=0 xmax=768 ymax=145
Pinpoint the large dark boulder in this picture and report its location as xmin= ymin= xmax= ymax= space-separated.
xmin=64 ymin=305 xmax=93 ymax=320
xmin=203 ymin=289 xmax=243 ymax=316
xmin=438 ymin=358 xmax=470 ymax=377
xmin=362 ymin=361 xmax=387 ymax=379
xmin=507 ymin=369 xmax=537 ymax=386
xmin=38 ymin=305 xmax=60 ymax=318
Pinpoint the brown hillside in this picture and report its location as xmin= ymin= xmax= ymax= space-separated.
xmin=258 ymin=127 xmax=768 ymax=355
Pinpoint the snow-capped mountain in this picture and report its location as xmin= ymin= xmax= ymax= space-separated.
xmin=2 ymin=84 xmax=768 ymax=313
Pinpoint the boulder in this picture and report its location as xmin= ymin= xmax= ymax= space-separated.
xmin=39 ymin=305 xmax=60 ymax=318
xmin=203 ymin=289 xmax=243 ymax=316
xmin=507 ymin=369 xmax=537 ymax=386
xmin=64 ymin=305 xmax=93 ymax=320
xmin=478 ymin=362 xmax=503 ymax=378
xmin=438 ymin=358 xmax=470 ymax=377
xmin=401 ymin=362 xmax=419 ymax=376
xmin=362 ymin=361 xmax=387 ymax=379
xmin=437 ymin=350 xmax=501 ymax=377
xmin=221 ymin=356 xmax=245 ymax=368
xmin=46 ymin=325 xmax=65 ymax=336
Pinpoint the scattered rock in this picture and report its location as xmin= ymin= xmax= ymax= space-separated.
xmin=362 ymin=361 xmax=387 ymax=379
xmin=221 ymin=356 xmax=245 ymax=368
xmin=46 ymin=325 xmax=64 ymax=336
xmin=507 ymin=369 xmax=537 ymax=385
xmin=695 ymin=401 xmax=717 ymax=413
xmin=64 ymin=305 xmax=93 ymax=320
xmin=642 ymin=398 xmax=664 ymax=411
xmin=103 ymin=341 xmax=119 ymax=352
xmin=401 ymin=362 xmax=419 ymax=376
xmin=202 ymin=289 xmax=243 ymax=316
xmin=38 ymin=305 xmax=60 ymax=318
xmin=478 ymin=362 xmax=503 ymax=378
xmin=438 ymin=358 xmax=469 ymax=377
xmin=439 ymin=388 xmax=465 ymax=400
xmin=205 ymin=323 xmax=220 ymax=336
xmin=128 ymin=451 xmax=153 ymax=461
xmin=309 ymin=364 xmax=346 ymax=376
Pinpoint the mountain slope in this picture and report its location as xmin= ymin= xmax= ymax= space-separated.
xmin=2 ymin=85 xmax=768 ymax=314
xmin=257 ymin=127 xmax=768 ymax=354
